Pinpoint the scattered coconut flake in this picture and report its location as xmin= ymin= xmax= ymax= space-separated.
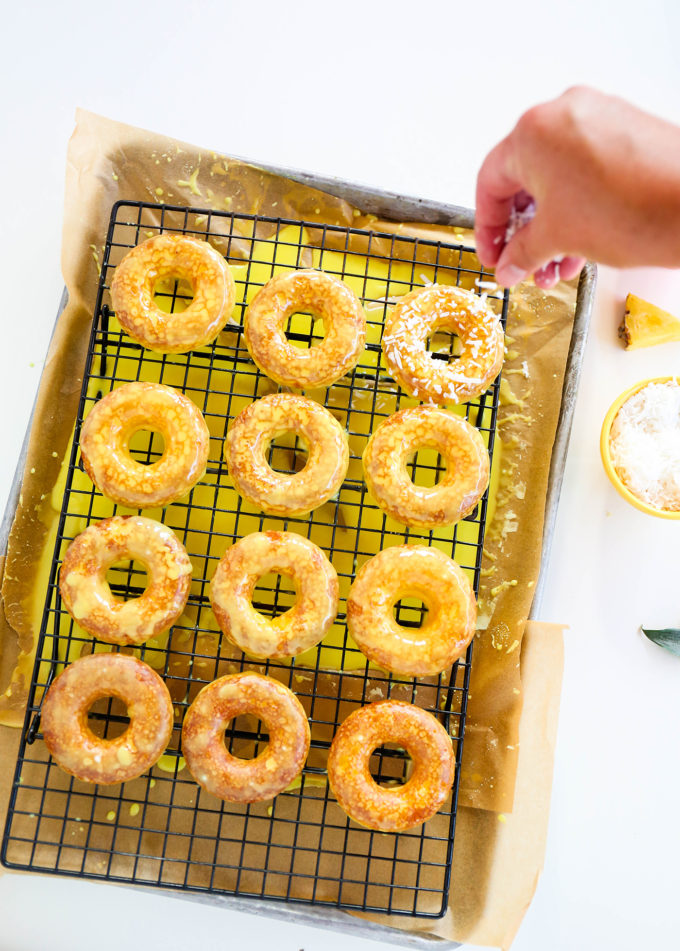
xmin=504 ymin=198 xmax=536 ymax=245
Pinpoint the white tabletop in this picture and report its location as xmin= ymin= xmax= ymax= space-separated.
xmin=3 ymin=2 xmax=680 ymax=948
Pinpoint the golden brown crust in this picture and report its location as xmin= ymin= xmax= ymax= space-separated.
xmin=244 ymin=269 xmax=366 ymax=388
xmin=59 ymin=516 xmax=192 ymax=646
xmin=225 ymin=393 xmax=349 ymax=516
xmin=111 ymin=234 xmax=235 ymax=353
xmin=347 ymin=545 xmax=476 ymax=677
xmin=382 ymin=284 xmax=504 ymax=404
xmin=41 ymin=653 xmax=174 ymax=784
xmin=327 ymin=700 xmax=455 ymax=831
xmin=181 ymin=672 xmax=310 ymax=802
xmin=80 ymin=381 xmax=210 ymax=508
xmin=210 ymin=531 xmax=338 ymax=658
xmin=362 ymin=405 xmax=490 ymax=527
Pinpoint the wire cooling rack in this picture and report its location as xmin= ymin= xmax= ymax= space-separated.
xmin=2 ymin=200 xmax=508 ymax=918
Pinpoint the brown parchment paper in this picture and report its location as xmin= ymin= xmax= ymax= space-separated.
xmin=357 ymin=619 xmax=564 ymax=949
xmin=0 ymin=109 xmax=575 ymax=946
xmin=0 ymin=620 xmax=563 ymax=951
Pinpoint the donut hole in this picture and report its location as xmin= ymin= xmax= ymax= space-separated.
xmin=426 ymin=329 xmax=462 ymax=361
xmin=284 ymin=309 xmax=325 ymax=349
xmin=223 ymin=714 xmax=270 ymax=759
xmin=86 ymin=694 xmax=130 ymax=741
xmin=252 ymin=570 xmax=297 ymax=619
xmin=369 ymin=743 xmax=413 ymax=788
xmin=153 ymin=275 xmax=194 ymax=314
xmin=267 ymin=430 xmax=310 ymax=475
xmin=106 ymin=559 xmax=149 ymax=600
xmin=407 ymin=446 xmax=447 ymax=487
xmin=392 ymin=595 xmax=429 ymax=629
xmin=127 ymin=428 xmax=166 ymax=466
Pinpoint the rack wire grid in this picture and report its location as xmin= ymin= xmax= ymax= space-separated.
xmin=2 ymin=199 xmax=508 ymax=918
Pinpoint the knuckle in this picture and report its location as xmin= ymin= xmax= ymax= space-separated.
xmin=518 ymin=86 xmax=597 ymax=141
xmin=561 ymin=84 xmax=593 ymax=104
xmin=558 ymin=84 xmax=602 ymax=126
xmin=516 ymin=101 xmax=555 ymax=142
xmin=516 ymin=104 xmax=543 ymax=136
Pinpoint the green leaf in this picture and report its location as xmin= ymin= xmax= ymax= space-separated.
xmin=641 ymin=627 xmax=680 ymax=657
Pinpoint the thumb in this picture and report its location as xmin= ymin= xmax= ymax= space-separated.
xmin=495 ymin=214 xmax=557 ymax=287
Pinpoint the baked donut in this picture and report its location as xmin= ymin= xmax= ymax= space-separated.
xmin=327 ymin=700 xmax=454 ymax=832
xmin=347 ymin=546 xmax=476 ymax=677
xmin=210 ymin=531 xmax=338 ymax=658
xmin=59 ymin=516 xmax=192 ymax=646
xmin=362 ymin=405 xmax=490 ymax=527
xmin=80 ymin=381 xmax=210 ymax=508
xmin=244 ymin=269 xmax=366 ymax=388
xmin=41 ymin=653 xmax=174 ymax=784
xmin=182 ymin=672 xmax=310 ymax=802
xmin=111 ymin=233 xmax=235 ymax=353
xmin=225 ymin=393 xmax=349 ymax=516
xmin=382 ymin=284 xmax=504 ymax=404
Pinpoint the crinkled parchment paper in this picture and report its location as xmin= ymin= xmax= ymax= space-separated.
xmin=0 ymin=110 xmax=576 ymax=948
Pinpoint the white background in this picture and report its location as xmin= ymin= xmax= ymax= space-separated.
xmin=2 ymin=2 xmax=680 ymax=948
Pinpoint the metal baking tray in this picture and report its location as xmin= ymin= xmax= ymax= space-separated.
xmin=0 ymin=165 xmax=595 ymax=949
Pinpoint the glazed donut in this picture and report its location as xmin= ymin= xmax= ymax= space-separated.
xmin=80 ymin=381 xmax=210 ymax=508
xmin=244 ymin=270 xmax=366 ymax=388
xmin=363 ymin=405 xmax=490 ymax=527
xmin=327 ymin=700 xmax=455 ymax=831
xmin=111 ymin=234 xmax=235 ymax=353
xmin=382 ymin=284 xmax=504 ymax=404
xmin=225 ymin=393 xmax=349 ymax=516
xmin=347 ymin=546 xmax=476 ymax=677
xmin=182 ymin=672 xmax=310 ymax=802
xmin=41 ymin=653 xmax=174 ymax=784
xmin=210 ymin=531 xmax=338 ymax=659
xmin=59 ymin=516 xmax=192 ymax=646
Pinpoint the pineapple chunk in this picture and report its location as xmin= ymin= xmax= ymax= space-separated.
xmin=619 ymin=293 xmax=680 ymax=350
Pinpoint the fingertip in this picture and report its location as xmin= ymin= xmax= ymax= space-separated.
xmin=533 ymin=262 xmax=559 ymax=289
xmin=558 ymin=256 xmax=587 ymax=281
xmin=534 ymin=256 xmax=586 ymax=289
xmin=495 ymin=262 xmax=528 ymax=288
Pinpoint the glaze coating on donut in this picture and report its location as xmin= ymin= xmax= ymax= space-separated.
xmin=382 ymin=284 xmax=504 ymax=404
xmin=225 ymin=393 xmax=349 ymax=516
xmin=362 ymin=405 xmax=490 ymax=527
xmin=347 ymin=545 xmax=476 ymax=677
xmin=111 ymin=234 xmax=235 ymax=353
xmin=182 ymin=672 xmax=310 ymax=802
xmin=244 ymin=269 xmax=366 ymax=388
xmin=327 ymin=700 xmax=455 ymax=831
xmin=41 ymin=653 xmax=174 ymax=784
xmin=59 ymin=516 xmax=192 ymax=646
xmin=210 ymin=531 xmax=338 ymax=658
xmin=80 ymin=381 xmax=210 ymax=508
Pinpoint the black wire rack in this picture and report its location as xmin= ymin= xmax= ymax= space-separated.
xmin=2 ymin=200 xmax=508 ymax=918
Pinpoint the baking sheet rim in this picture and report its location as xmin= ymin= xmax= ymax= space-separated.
xmin=0 ymin=169 xmax=595 ymax=948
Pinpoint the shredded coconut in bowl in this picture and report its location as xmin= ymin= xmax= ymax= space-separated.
xmin=609 ymin=380 xmax=680 ymax=511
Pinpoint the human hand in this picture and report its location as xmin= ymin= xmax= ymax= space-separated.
xmin=475 ymin=86 xmax=680 ymax=288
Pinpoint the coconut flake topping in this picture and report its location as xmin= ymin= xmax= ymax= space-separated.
xmin=609 ymin=380 xmax=680 ymax=511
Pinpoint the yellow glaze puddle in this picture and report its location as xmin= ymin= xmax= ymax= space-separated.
xmin=34 ymin=224 xmax=503 ymax=687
